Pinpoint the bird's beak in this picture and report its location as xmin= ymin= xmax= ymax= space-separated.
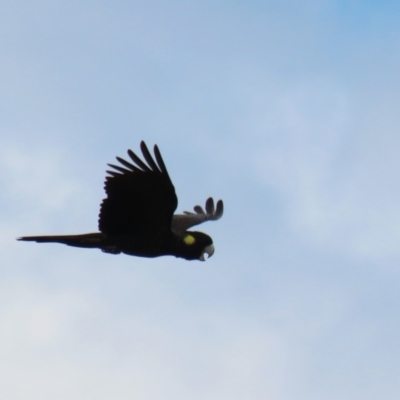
xmin=199 ymin=244 xmax=215 ymax=261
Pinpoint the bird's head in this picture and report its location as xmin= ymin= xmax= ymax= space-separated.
xmin=174 ymin=231 xmax=214 ymax=261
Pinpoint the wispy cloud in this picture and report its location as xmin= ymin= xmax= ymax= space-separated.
xmin=1 ymin=1 xmax=400 ymax=399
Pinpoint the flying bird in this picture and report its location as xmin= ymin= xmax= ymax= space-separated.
xmin=18 ymin=141 xmax=223 ymax=261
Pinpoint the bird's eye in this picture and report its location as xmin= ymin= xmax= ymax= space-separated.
xmin=183 ymin=234 xmax=196 ymax=245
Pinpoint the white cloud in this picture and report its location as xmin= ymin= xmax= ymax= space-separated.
xmin=1 ymin=1 xmax=400 ymax=399
xmin=0 ymin=275 xmax=285 ymax=399
xmin=0 ymin=145 xmax=79 ymax=211
xmin=0 ymin=263 xmax=366 ymax=400
xmin=249 ymin=76 xmax=400 ymax=259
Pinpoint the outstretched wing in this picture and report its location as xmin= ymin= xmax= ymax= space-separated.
xmin=171 ymin=197 xmax=223 ymax=233
xmin=99 ymin=141 xmax=178 ymax=235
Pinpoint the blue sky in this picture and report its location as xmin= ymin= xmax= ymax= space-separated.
xmin=1 ymin=1 xmax=400 ymax=399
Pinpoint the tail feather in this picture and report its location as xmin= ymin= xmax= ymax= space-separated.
xmin=17 ymin=233 xmax=105 ymax=249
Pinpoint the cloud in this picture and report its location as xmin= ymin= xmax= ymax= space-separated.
xmin=246 ymin=76 xmax=400 ymax=259
xmin=0 ymin=274 xmax=309 ymax=399
xmin=1 ymin=1 xmax=400 ymax=399
xmin=1 ymin=145 xmax=79 ymax=211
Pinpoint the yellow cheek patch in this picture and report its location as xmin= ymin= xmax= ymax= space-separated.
xmin=183 ymin=234 xmax=196 ymax=245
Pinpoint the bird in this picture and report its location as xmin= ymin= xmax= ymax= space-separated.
xmin=18 ymin=141 xmax=223 ymax=261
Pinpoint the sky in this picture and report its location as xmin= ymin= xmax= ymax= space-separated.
xmin=1 ymin=0 xmax=400 ymax=399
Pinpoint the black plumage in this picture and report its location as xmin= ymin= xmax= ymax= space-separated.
xmin=18 ymin=141 xmax=223 ymax=261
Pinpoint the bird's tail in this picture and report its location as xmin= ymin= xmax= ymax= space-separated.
xmin=17 ymin=233 xmax=105 ymax=249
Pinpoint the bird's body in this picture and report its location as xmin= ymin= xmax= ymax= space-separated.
xmin=18 ymin=141 xmax=223 ymax=261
